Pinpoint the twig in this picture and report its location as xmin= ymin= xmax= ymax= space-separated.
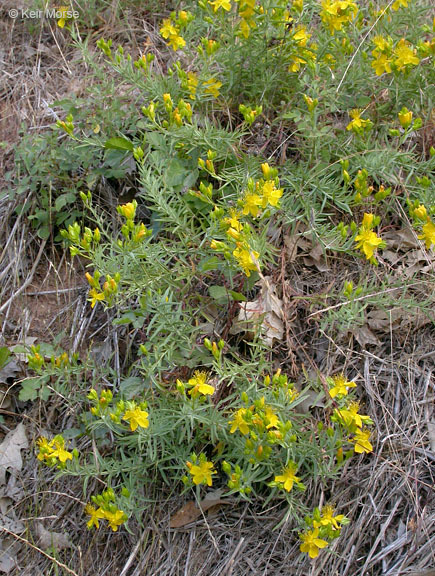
xmin=336 ymin=0 xmax=395 ymax=93
xmin=307 ymin=281 xmax=424 ymax=319
xmin=0 ymin=239 xmax=47 ymax=314
xmin=0 ymin=525 xmax=79 ymax=576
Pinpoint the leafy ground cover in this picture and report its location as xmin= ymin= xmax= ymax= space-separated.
xmin=0 ymin=0 xmax=434 ymax=574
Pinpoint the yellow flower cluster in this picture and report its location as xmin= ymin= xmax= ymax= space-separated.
xmin=239 ymin=103 xmax=262 ymax=125
xmin=85 ymin=488 xmax=128 ymax=531
xmin=176 ymin=370 xmax=215 ymax=398
xmin=61 ymin=221 xmax=100 ymax=255
xmin=329 ymin=375 xmax=374 ymax=455
xmin=320 ymin=0 xmax=358 ymax=35
xmin=85 ymin=270 xmax=120 ymax=309
xmin=333 ymin=401 xmax=373 ymax=453
xmin=354 ymin=213 xmax=385 ymax=265
xmin=37 ymin=435 xmax=74 ymax=467
xmin=143 ymin=93 xmax=193 ymax=127
xmin=264 ymin=369 xmax=299 ymax=403
xmin=299 ymin=505 xmax=348 ymax=558
xmin=229 ymin=395 xmax=293 ymax=463
xmin=273 ymin=461 xmax=305 ymax=492
xmin=346 ymin=109 xmax=373 ymax=135
xmin=209 ymin=163 xmax=283 ymax=277
xmin=409 ymin=202 xmax=435 ymax=250
xmin=175 ymin=67 xmax=222 ymax=100
xmin=186 ymin=453 xmax=217 ymax=486
xmin=160 ymin=11 xmax=192 ymax=52
xmin=27 ymin=346 xmax=74 ymax=373
xmin=236 ymin=0 xmax=256 ymax=39
xmin=88 ymin=389 xmax=150 ymax=432
xmin=287 ymin=26 xmax=317 ymax=72
xmin=371 ymin=36 xmax=420 ymax=76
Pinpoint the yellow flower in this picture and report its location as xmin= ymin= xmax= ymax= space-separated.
xmin=372 ymin=53 xmax=392 ymax=76
xmin=167 ymin=34 xmax=186 ymax=51
xmin=413 ymin=204 xmax=428 ymax=221
xmin=274 ymin=461 xmax=301 ymax=492
xmin=361 ymin=212 xmax=375 ymax=230
xmin=299 ymin=528 xmax=329 ymax=558
xmin=418 ymin=220 xmax=435 ymax=249
xmin=209 ymin=0 xmax=231 ymax=12
xmin=392 ymin=0 xmax=408 ymax=10
xmin=187 ymin=72 xmax=198 ymax=100
xmin=320 ymin=0 xmax=358 ymax=34
xmin=393 ymin=39 xmax=419 ymax=71
xmin=346 ymin=109 xmax=372 ymax=133
xmin=293 ymin=26 xmax=310 ymax=47
xmin=56 ymin=6 xmax=72 ymax=28
xmin=225 ymin=210 xmax=243 ymax=232
xmin=118 ymin=202 xmax=136 ymax=220
xmin=203 ymin=77 xmax=222 ymax=98
xmin=229 ymin=408 xmax=250 ymax=435
xmin=328 ymin=374 xmax=356 ymax=398
xmin=334 ymin=402 xmax=373 ymax=430
xmin=261 ymin=181 xmax=283 ymax=208
xmin=242 ymin=193 xmax=263 ymax=217
xmin=354 ymin=229 xmax=384 ymax=261
xmin=232 ymin=246 xmax=259 ymax=276
xmin=188 ymin=371 xmax=215 ymax=396
xmin=122 ymin=407 xmax=149 ymax=431
xmin=314 ymin=505 xmax=346 ymax=530
xmin=160 ymin=18 xmax=177 ymax=39
xmin=398 ymin=107 xmax=413 ymax=129
xmin=51 ymin=445 xmax=73 ymax=463
xmin=188 ymin=460 xmax=216 ymax=486
xmin=351 ymin=428 xmax=373 ymax=454
xmin=104 ymin=509 xmax=128 ymax=531
xmin=264 ymin=406 xmax=279 ymax=429
xmin=85 ymin=504 xmax=105 ymax=530
xmin=88 ymin=288 xmax=105 ymax=308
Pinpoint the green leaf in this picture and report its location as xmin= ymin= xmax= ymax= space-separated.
xmin=55 ymin=192 xmax=76 ymax=212
xmin=209 ymin=285 xmax=228 ymax=301
xmin=19 ymin=378 xmax=41 ymax=402
xmin=198 ymin=256 xmax=221 ymax=272
xmin=104 ymin=137 xmax=134 ymax=151
xmin=229 ymin=290 xmax=247 ymax=302
xmin=0 ymin=347 xmax=10 ymax=369
xmin=37 ymin=226 xmax=51 ymax=239
xmin=120 ymin=377 xmax=144 ymax=398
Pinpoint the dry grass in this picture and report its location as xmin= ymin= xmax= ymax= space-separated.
xmin=0 ymin=3 xmax=434 ymax=576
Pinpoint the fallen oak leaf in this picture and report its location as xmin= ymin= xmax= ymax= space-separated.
xmin=169 ymin=493 xmax=232 ymax=528
xmin=230 ymin=277 xmax=284 ymax=346
xmin=35 ymin=523 xmax=73 ymax=552
xmin=0 ymin=424 xmax=28 ymax=486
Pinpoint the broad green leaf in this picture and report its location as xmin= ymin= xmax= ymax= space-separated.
xmin=104 ymin=137 xmax=134 ymax=151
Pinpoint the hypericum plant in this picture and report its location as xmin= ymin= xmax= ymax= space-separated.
xmin=28 ymin=0 xmax=435 ymax=564
xmin=37 ymin=352 xmax=374 ymax=554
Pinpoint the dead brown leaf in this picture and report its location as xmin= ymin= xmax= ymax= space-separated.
xmin=284 ymin=232 xmax=310 ymax=262
xmin=35 ymin=523 xmax=73 ymax=552
xmin=230 ymin=277 xmax=284 ymax=346
xmin=169 ymin=491 xmax=231 ymax=528
xmin=383 ymin=228 xmax=419 ymax=250
xmin=350 ymin=325 xmax=381 ymax=348
xmin=367 ymin=308 xmax=433 ymax=333
xmin=303 ymin=243 xmax=330 ymax=272
xmin=0 ymin=424 xmax=28 ymax=485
